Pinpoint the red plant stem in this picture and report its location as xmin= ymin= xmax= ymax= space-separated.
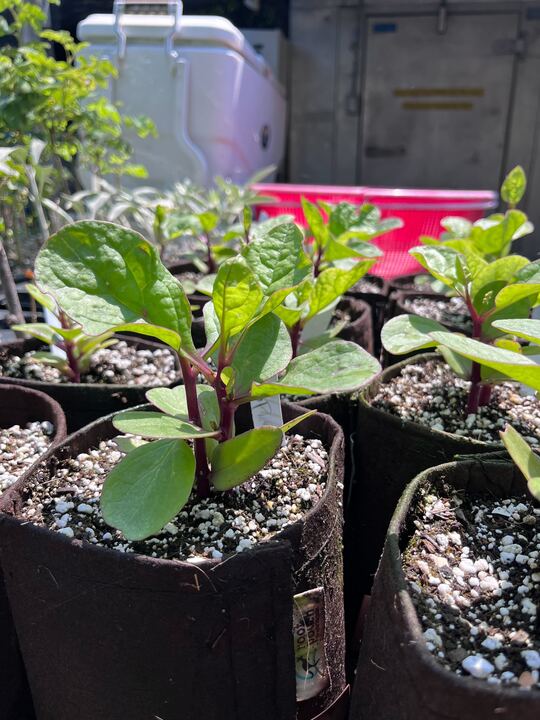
xmin=204 ymin=233 xmax=217 ymax=274
xmin=215 ymin=347 xmax=235 ymax=441
xmin=290 ymin=321 xmax=302 ymax=359
xmin=313 ymin=243 xmax=323 ymax=278
xmin=465 ymin=302 xmax=483 ymax=414
xmin=478 ymin=383 xmax=492 ymax=407
xmin=179 ymin=355 xmax=210 ymax=497
xmin=59 ymin=312 xmax=81 ymax=383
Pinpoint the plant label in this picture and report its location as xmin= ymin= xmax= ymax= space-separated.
xmin=251 ymin=396 xmax=283 ymax=431
xmin=293 ymin=587 xmax=329 ymax=701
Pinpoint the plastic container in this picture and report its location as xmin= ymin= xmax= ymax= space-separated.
xmin=253 ymin=184 xmax=498 ymax=279
xmin=77 ymin=3 xmax=286 ymax=187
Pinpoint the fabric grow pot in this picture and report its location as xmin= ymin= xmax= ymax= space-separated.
xmin=350 ymin=457 xmax=540 ymax=720
xmin=0 ymin=336 xmax=182 ymax=433
xmin=349 ymin=353 xmax=499 ymax=602
xmin=0 ymin=384 xmax=67 ymax=720
xmin=346 ymin=276 xmax=388 ymax=358
xmin=0 ymin=403 xmax=346 ymax=720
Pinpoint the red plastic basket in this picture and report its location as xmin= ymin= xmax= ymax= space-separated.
xmin=253 ymin=183 xmax=498 ymax=279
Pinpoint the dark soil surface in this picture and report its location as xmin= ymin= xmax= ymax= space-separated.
xmin=401 ymin=296 xmax=471 ymax=332
xmin=371 ymin=358 xmax=540 ymax=444
xmin=21 ymin=434 xmax=331 ymax=561
xmin=404 ymin=489 xmax=539 ymax=690
xmin=0 ymin=421 xmax=53 ymax=492
xmin=0 ymin=341 xmax=177 ymax=386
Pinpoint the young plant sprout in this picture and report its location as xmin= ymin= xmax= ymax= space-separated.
xmin=35 ymin=220 xmax=381 ymax=540
xmin=382 ymin=168 xmax=540 ymax=414
xmin=265 ymin=199 xmax=401 ymax=356
xmin=11 ymin=284 xmax=116 ymax=383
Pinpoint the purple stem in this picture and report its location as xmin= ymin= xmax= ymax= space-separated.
xmin=59 ymin=312 xmax=80 ymax=383
xmin=290 ymin=322 xmax=302 ymax=359
xmin=179 ymin=355 xmax=210 ymax=498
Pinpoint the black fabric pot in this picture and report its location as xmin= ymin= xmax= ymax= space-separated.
xmin=350 ymin=457 xmax=540 ymax=720
xmin=0 ymin=336 xmax=182 ymax=433
xmin=349 ymin=353 xmax=499 ymax=604
xmin=0 ymin=403 xmax=346 ymax=720
xmin=0 ymin=384 xmax=67 ymax=720
xmin=388 ymin=273 xmax=439 ymax=296
xmin=335 ymin=297 xmax=374 ymax=357
xmin=346 ymin=276 xmax=388 ymax=357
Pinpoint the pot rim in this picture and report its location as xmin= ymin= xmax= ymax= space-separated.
xmin=0 ymin=334 xmax=182 ymax=391
xmin=359 ymin=352 xmax=501 ymax=450
xmin=0 ymin=401 xmax=342 ymax=574
xmin=0 ymin=382 xmax=67 ymax=441
xmin=385 ymin=456 xmax=539 ymax=702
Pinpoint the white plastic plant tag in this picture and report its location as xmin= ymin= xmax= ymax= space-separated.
xmin=301 ymin=298 xmax=340 ymax=342
xmin=520 ymin=306 xmax=540 ymax=396
xmin=251 ymin=396 xmax=283 ymax=430
xmin=293 ymin=587 xmax=328 ymax=701
xmin=43 ymin=305 xmax=66 ymax=360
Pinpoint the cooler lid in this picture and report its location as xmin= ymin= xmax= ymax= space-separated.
xmin=78 ymin=13 xmax=266 ymax=72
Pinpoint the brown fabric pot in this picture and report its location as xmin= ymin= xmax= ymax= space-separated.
xmin=350 ymin=457 xmax=540 ymax=720
xmin=346 ymin=276 xmax=388 ymax=357
xmin=349 ymin=353 xmax=499 ymax=603
xmin=0 ymin=336 xmax=182 ymax=433
xmin=0 ymin=384 xmax=67 ymax=720
xmin=0 ymin=403 xmax=346 ymax=720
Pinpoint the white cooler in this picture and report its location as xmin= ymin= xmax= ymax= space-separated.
xmin=77 ymin=1 xmax=286 ymax=188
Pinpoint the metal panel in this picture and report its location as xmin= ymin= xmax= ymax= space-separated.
xmin=360 ymin=12 xmax=519 ymax=189
xmin=289 ymin=5 xmax=339 ymax=181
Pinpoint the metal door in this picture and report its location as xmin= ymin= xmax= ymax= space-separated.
xmin=360 ymin=12 xmax=520 ymax=188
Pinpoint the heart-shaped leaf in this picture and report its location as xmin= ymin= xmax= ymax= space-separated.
xmin=101 ymin=439 xmax=195 ymax=540
xmin=381 ymin=314 xmax=445 ymax=355
xmin=213 ymin=258 xmax=263 ymax=340
xmin=35 ymin=221 xmax=194 ymax=352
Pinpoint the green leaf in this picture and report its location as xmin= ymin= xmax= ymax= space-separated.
xmin=501 ymin=166 xmax=527 ymax=206
xmin=10 ymin=323 xmax=60 ymax=345
xmin=305 ymin=261 xmax=376 ymax=320
xmin=112 ymin=410 xmax=218 ymax=439
xmin=35 ymin=221 xmax=194 ymax=352
xmin=430 ymin=332 xmax=540 ymax=392
xmin=500 ymin=425 xmax=540 ymax=501
xmin=438 ymin=346 xmax=472 ymax=380
xmin=210 ymin=427 xmax=283 ymax=491
xmin=471 ymin=210 xmax=530 ymax=257
xmin=213 ymin=258 xmax=263 ymax=340
xmin=111 ymin=322 xmax=182 ymax=350
xmin=231 ymin=313 xmax=292 ymax=395
xmin=492 ymin=318 xmax=540 ymax=345
xmin=146 ymin=385 xmax=219 ymax=430
xmin=101 ymin=439 xmax=195 ymax=540
xmin=203 ymin=302 xmax=220 ymax=348
xmin=381 ymin=314 xmax=446 ymax=355
xmin=281 ymin=410 xmax=317 ymax=433
xmin=250 ymin=340 xmax=381 ymax=398
xmin=440 ymin=216 xmax=473 ymax=239
xmin=409 ymin=245 xmax=461 ymax=290
xmin=302 ymin=197 xmax=328 ymax=247
xmin=471 ymin=255 xmax=530 ymax=312
xmin=114 ymin=436 xmax=148 ymax=453
xmin=198 ymin=211 xmax=219 ymax=233
xmin=243 ymin=223 xmax=311 ymax=296
xmin=26 ymin=283 xmax=56 ymax=312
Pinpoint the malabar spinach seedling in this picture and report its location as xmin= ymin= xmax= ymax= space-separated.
xmin=11 ymin=284 xmax=116 ymax=382
xmin=261 ymin=199 xmax=401 ymax=356
xmin=35 ymin=220 xmax=381 ymax=540
xmin=382 ymin=190 xmax=540 ymax=415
